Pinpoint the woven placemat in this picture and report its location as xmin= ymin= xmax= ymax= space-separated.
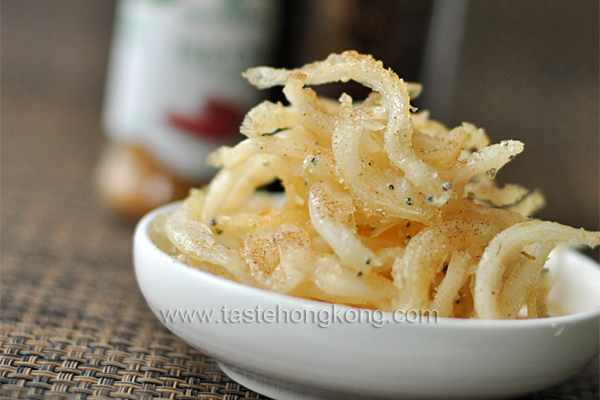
xmin=1 ymin=90 xmax=598 ymax=400
xmin=0 ymin=91 xmax=269 ymax=400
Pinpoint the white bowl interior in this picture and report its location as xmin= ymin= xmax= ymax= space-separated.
xmin=546 ymin=247 xmax=600 ymax=314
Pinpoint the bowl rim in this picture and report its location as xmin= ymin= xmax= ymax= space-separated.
xmin=135 ymin=201 xmax=600 ymax=329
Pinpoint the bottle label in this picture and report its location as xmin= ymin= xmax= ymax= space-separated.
xmin=103 ymin=0 xmax=279 ymax=181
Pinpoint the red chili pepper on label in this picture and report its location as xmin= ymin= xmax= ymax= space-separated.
xmin=168 ymin=97 xmax=242 ymax=141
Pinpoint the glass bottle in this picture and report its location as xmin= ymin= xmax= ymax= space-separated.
xmin=96 ymin=0 xmax=280 ymax=218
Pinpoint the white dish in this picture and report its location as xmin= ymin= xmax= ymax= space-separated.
xmin=134 ymin=202 xmax=600 ymax=400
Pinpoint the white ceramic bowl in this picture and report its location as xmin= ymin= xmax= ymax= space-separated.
xmin=134 ymin=202 xmax=600 ymax=400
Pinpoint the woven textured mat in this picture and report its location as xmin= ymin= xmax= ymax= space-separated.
xmin=0 ymin=91 xmax=268 ymax=400
xmin=1 ymin=90 xmax=598 ymax=399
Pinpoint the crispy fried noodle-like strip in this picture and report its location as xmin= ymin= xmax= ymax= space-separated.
xmin=151 ymin=51 xmax=600 ymax=319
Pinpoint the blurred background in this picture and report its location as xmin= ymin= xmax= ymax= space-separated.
xmin=2 ymin=0 xmax=598 ymax=256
